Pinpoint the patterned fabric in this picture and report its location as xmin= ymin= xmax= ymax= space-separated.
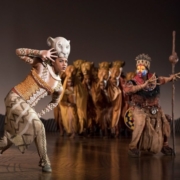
xmin=14 ymin=73 xmax=42 ymax=101
xmin=16 ymin=48 xmax=41 ymax=64
xmin=124 ymin=107 xmax=134 ymax=130
xmin=4 ymin=91 xmax=40 ymax=150
xmin=3 ymin=91 xmax=50 ymax=165
xmin=135 ymin=54 xmax=151 ymax=69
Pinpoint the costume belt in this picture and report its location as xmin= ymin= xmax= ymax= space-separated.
xmin=132 ymin=102 xmax=159 ymax=115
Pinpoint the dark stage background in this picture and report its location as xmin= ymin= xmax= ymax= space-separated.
xmin=0 ymin=0 xmax=180 ymax=119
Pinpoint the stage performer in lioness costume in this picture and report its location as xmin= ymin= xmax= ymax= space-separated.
xmin=123 ymin=53 xmax=179 ymax=157
xmin=0 ymin=36 xmax=70 ymax=172
xmin=60 ymin=65 xmax=88 ymax=137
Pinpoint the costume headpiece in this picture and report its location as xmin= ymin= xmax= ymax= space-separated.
xmin=135 ymin=53 xmax=151 ymax=70
xmin=47 ymin=36 xmax=71 ymax=59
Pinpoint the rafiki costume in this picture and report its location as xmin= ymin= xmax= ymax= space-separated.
xmin=124 ymin=54 xmax=174 ymax=157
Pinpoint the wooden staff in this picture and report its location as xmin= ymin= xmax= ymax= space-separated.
xmin=169 ymin=31 xmax=178 ymax=156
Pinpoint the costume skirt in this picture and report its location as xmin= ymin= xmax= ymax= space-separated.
xmin=4 ymin=90 xmax=44 ymax=153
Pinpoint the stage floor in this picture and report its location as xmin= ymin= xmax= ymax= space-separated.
xmin=0 ymin=133 xmax=180 ymax=180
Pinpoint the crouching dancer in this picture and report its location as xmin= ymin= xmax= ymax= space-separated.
xmin=0 ymin=36 xmax=70 ymax=172
xmin=123 ymin=53 xmax=179 ymax=157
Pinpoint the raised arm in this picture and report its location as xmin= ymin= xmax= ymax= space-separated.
xmin=16 ymin=48 xmax=41 ymax=64
xmin=16 ymin=48 xmax=58 ymax=65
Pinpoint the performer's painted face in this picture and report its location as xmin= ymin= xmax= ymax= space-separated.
xmin=136 ymin=65 xmax=148 ymax=77
xmin=53 ymin=58 xmax=68 ymax=74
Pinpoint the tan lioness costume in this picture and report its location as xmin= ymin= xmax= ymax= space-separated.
xmin=81 ymin=61 xmax=96 ymax=134
xmin=60 ymin=65 xmax=88 ymax=135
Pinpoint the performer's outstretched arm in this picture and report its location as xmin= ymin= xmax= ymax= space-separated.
xmin=16 ymin=48 xmax=57 ymax=65
xmin=16 ymin=48 xmax=41 ymax=64
xmin=37 ymin=90 xmax=61 ymax=118
xmin=123 ymin=80 xmax=148 ymax=94
xmin=158 ymin=75 xmax=175 ymax=85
